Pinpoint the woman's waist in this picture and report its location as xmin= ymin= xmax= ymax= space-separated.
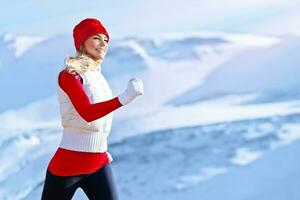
xmin=63 ymin=126 xmax=110 ymax=134
xmin=48 ymin=147 xmax=109 ymax=176
xmin=59 ymin=127 xmax=109 ymax=152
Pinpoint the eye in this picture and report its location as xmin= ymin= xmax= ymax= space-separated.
xmin=103 ymin=36 xmax=108 ymax=43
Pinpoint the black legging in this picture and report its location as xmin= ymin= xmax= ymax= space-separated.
xmin=41 ymin=164 xmax=118 ymax=200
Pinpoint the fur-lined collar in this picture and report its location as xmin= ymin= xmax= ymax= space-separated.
xmin=64 ymin=54 xmax=101 ymax=74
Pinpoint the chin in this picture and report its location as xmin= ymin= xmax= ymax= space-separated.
xmin=97 ymin=56 xmax=105 ymax=61
xmin=92 ymin=54 xmax=105 ymax=61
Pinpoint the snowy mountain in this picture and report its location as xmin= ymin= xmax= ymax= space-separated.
xmin=169 ymin=35 xmax=300 ymax=106
xmin=0 ymin=31 xmax=293 ymax=138
xmin=0 ymin=31 xmax=278 ymax=113
xmin=0 ymin=31 xmax=240 ymax=129
xmin=1 ymin=31 xmax=300 ymax=200
xmin=0 ymin=34 xmax=72 ymax=113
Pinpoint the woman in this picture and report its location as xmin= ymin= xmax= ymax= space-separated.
xmin=41 ymin=18 xmax=144 ymax=200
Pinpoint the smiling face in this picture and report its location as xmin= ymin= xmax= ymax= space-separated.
xmin=82 ymin=33 xmax=109 ymax=62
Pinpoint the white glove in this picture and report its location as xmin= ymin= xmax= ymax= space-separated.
xmin=118 ymin=78 xmax=144 ymax=105
xmin=106 ymin=152 xmax=113 ymax=163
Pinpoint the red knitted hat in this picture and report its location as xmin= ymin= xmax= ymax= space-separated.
xmin=73 ymin=18 xmax=110 ymax=51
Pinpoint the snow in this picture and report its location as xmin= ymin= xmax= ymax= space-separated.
xmin=150 ymin=31 xmax=280 ymax=47
xmin=1 ymin=31 xmax=300 ymax=199
xmin=243 ymin=122 xmax=275 ymax=139
xmin=2 ymin=33 xmax=45 ymax=57
xmin=176 ymin=167 xmax=227 ymax=190
xmin=14 ymin=36 xmax=45 ymax=57
xmin=169 ymin=35 xmax=300 ymax=106
xmin=2 ymin=99 xmax=300 ymax=200
xmin=1 ymin=0 xmax=300 ymax=199
xmin=3 ymin=33 xmax=14 ymax=42
xmin=0 ymin=96 xmax=60 ymax=131
xmin=230 ymin=148 xmax=262 ymax=166
xmin=270 ymin=123 xmax=300 ymax=149
xmin=116 ymin=40 xmax=153 ymax=64
xmin=162 ymin=139 xmax=300 ymax=200
xmin=113 ymin=98 xmax=300 ymax=140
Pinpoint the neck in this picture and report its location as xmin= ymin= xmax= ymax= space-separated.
xmin=85 ymin=54 xmax=103 ymax=65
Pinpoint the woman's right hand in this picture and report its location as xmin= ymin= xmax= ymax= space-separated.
xmin=118 ymin=78 xmax=144 ymax=105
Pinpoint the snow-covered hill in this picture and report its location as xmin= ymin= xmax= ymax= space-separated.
xmin=0 ymin=31 xmax=280 ymax=134
xmin=0 ymin=31 xmax=278 ymax=113
xmin=1 ymin=31 xmax=300 ymax=200
xmin=2 ymin=111 xmax=300 ymax=200
xmin=169 ymin=35 xmax=300 ymax=106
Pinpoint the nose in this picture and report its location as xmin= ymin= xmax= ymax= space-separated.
xmin=99 ymin=38 xmax=107 ymax=47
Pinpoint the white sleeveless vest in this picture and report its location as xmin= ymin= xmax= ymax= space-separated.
xmin=57 ymin=70 xmax=114 ymax=153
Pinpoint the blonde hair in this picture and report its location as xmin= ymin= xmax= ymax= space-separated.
xmin=65 ymin=45 xmax=101 ymax=74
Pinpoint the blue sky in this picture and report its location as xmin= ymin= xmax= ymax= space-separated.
xmin=1 ymin=0 xmax=300 ymax=38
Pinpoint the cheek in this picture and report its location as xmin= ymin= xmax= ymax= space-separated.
xmin=86 ymin=40 xmax=97 ymax=49
xmin=90 ymin=41 xmax=98 ymax=49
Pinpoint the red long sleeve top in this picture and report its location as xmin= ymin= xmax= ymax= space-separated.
xmin=48 ymin=70 xmax=123 ymax=176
